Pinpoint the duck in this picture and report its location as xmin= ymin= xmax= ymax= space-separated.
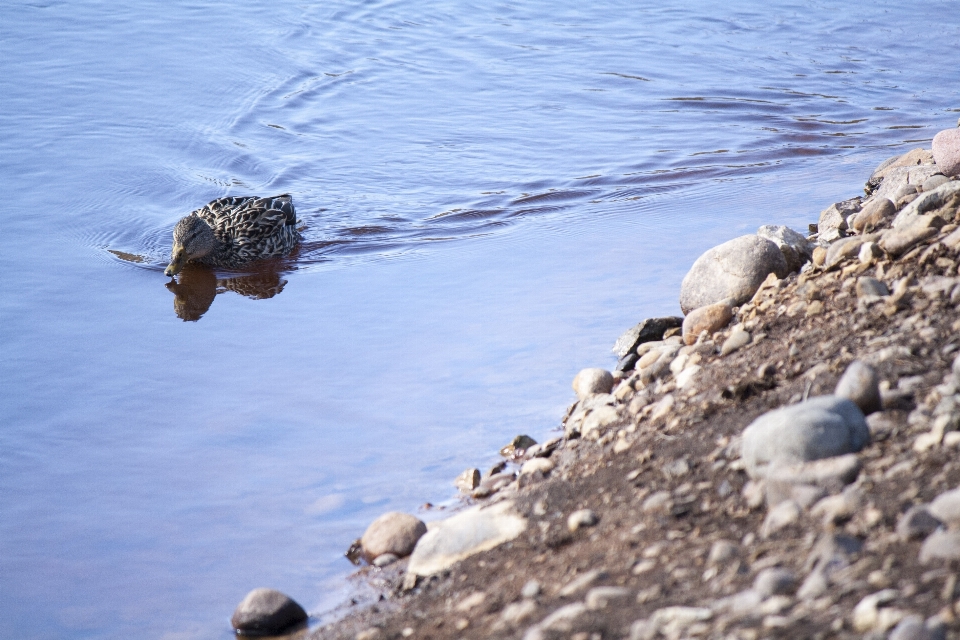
xmin=164 ymin=194 xmax=301 ymax=276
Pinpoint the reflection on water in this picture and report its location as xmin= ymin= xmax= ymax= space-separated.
xmin=165 ymin=264 xmax=288 ymax=321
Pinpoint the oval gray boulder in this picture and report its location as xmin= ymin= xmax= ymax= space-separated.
xmin=361 ymin=512 xmax=427 ymax=561
xmin=740 ymin=396 xmax=870 ymax=479
xmin=679 ymin=235 xmax=788 ymax=314
xmin=231 ymin=588 xmax=307 ymax=636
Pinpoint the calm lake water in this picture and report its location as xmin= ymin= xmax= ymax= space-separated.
xmin=1 ymin=0 xmax=958 ymax=638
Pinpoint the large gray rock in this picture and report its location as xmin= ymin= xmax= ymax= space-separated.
xmin=407 ymin=500 xmax=527 ymax=576
xmin=679 ymin=235 xmax=788 ymax=314
xmin=231 ymin=588 xmax=308 ymax=635
xmin=613 ymin=317 xmax=683 ymax=358
xmin=757 ymin=225 xmax=813 ymax=273
xmin=891 ymin=180 xmax=960 ymax=229
xmin=740 ymin=396 xmax=870 ymax=478
xmin=361 ymin=512 xmax=427 ymax=561
xmin=572 ymin=368 xmax=614 ymax=399
xmin=933 ymin=128 xmax=960 ymax=177
xmin=817 ymin=197 xmax=862 ymax=238
xmin=875 ymin=165 xmax=943 ymax=200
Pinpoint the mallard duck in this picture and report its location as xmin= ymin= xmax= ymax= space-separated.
xmin=164 ymin=194 xmax=300 ymax=276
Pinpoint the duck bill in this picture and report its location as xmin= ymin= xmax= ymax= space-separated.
xmin=164 ymin=246 xmax=186 ymax=277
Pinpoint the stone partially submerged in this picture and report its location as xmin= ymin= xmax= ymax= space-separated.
xmin=231 ymin=588 xmax=308 ymax=636
xmin=740 ymin=396 xmax=870 ymax=478
xmin=679 ymin=235 xmax=788 ymax=314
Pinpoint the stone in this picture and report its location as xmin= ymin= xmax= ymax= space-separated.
xmin=753 ymin=567 xmax=795 ymax=598
xmin=580 ymin=404 xmax=621 ymax=440
xmin=761 ymin=500 xmax=801 ymax=538
xmin=567 ymin=508 xmax=599 ymax=532
xmin=535 ymin=602 xmax=587 ymax=633
xmin=520 ymin=457 xmax=555 ymax=476
xmin=613 ymin=317 xmax=684 ymax=358
xmin=928 ymin=487 xmax=960 ymax=525
xmin=757 ymin=224 xmax=813 ymax=273
xmin=682 ymin=301 xmax=734 ymax=345
xmin=558 ymin=569 xmax=605 ymax=596
xmin=501 ymin=434 xmax=537 ymax=457
xmin=230 ymin=588 xmax=308 ymax=636
xmin=521 ymin=580 xmax=541 ymax=599
xmin=888 ymin=615 xmax=946 ymax=640
xmin=856 ymin=276 xmax=890 ymax=299
xmin=875 ymin=166 xmax=942 ymax=201
xmin=675 ymin=364 xmax=701 ymax=390
xmin=585 ymin=586 xmax=631 ymax=610
xmin=851 ymin=197 xmax=896 ymax=233
xmin=740 ymin=396 xmax=870 ymax=478
xmin=852 ymin=589 xmax=904 ymax=632
xmin=708 ymin=540 xmax=739 ymax=565
xmin=361 ymin=512 xmax=428 ymax=561
xmin=858 ymin=241 xmax=883 ymax=264
xmin=923 ymin=174 xmax=950 ymax=192
xmin=825 ymin=234 xmax=877 ymax=270
xmin=818 ymin=197 xmax=861 ymax=237
xmin=356 ymin=628 xmax=382 ymax=640
xmin=720 ymin=328 xmax=751 ymax=356
xmin=810 ymin=486 xmax=861 ymax=525
xmin=371 ymin=552 xmax=399 ymax=569
xmin=679 ymin=235 xmax=788 ymax=314
xmin=933 ymin=128 xmax=960 ymax=177
xmin=455 ymin=591 xmax=487 ymax=612
xmin=891 ymin=181 xmax=960 ymax=229
xmin=616 ymin=353 xmax=638 ymax=373
xmin=896 ymin=505 xmax=942 ymax=541
xmin=407 ymin=500 xmax=527 ymax=576
xmin=572 ymin=368 xmax=614 ymax=399
xmin=881 ymin=214 xmax=945 ymax=257
xmin=454 ymin=468 xmax=481 ymax=493
xmin=834 ymin=360 xmax=882 ymax=415
xmin=919 ymin=530 xmax=960 ymax=563
xmin=499 ymin=600 xmax=537 ymax=626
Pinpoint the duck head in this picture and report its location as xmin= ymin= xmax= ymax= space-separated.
xmin=165 ymin=215 xmax=216 ymax=276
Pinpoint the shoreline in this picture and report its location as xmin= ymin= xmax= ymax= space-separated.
xmin=295 ymin=126 xmax=960 ymax=639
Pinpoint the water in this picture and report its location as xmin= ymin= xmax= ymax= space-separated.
xmin=1 ymin=0 xmax=958 ymax=637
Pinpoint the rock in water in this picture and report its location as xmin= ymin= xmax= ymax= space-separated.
xmin=231 ymin=588 xmax=308 ymax=635
xmin=740 ymin=396 xmax=870 ymax=478
xmin=612 ymin=317 xmax=683 ymax=357
xmin=933 ymin=128 xmax=960 ymax=177
xmin=679 ymin=235 xmax=788 ymax=314
xmin=361 ymin=512 xmax=428 ymax=561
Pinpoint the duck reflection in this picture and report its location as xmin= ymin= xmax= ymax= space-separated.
xmin=165 ymin=263 xmax=287 ymax=321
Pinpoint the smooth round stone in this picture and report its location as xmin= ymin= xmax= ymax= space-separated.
xmin=753 ymin=568 xmax=796 ymax=599
xmin=572 ymin=368 xmax=614 ymax=399
xmin=856 ymin=277 xmax=889 ymax=299
xmin=520 ymin=457 xmax=555 ymax=476
xmin=928 ymin=487 xmax=960 ymax=525
xmin=851 ymin=197 xmax=896 ymax=233
xmin=231 ymin=588 xmax=308 ymax=636
xmin=919 ymin=529 xmax=960 ymax=563
xmin=896 ymin=505 xmax=942 ymax=541
xmin=720 ymin=328 xmax=751 ymax=356
xmin=922 ymin=174 xmax=949 ymax=192
xmin=521 ymin=580 xmax=541 ymax=599
xmin=679 ymin=235 xmax=788 ymax=314
xmin=757 ymin=224 xmax=812 ymax=273
xmin=681 ymin=301 xmax=734 ymax=346
xmin=740 ymin=396 xmax=870 ymax=478
xmin=933 ymin=128 xmax=960 ymax=177
xmin=361 ymin=512 xmax=428 ymax=560
xmin=834 ymin=360 xmax=882 ymax=415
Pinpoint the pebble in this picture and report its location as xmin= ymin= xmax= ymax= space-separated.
xmin=896 ymin=505 xmax=942 ymax=541
xmin=856 ymin=276 xmax=890 ymax=299
xmin=880 ymin=214 xmax=943 ymax=257
xmin=825 ymin=234 xmax=875 ymax=270
xmin=521 ymin=580 xmax=541 ymax=599
xmin=572 ymin=368 xmax=614 ymax=399
xmin=752 ymin=567 xmax=796 ymax=598
xmin=674 ymin=364 xmax=701 ymax=390
xmin=361 ymin=512 xmax=428 ymax=561
xmin=373 ymin=553 xmax=399 ymax=567
xmin=922 ymin=174 xmax=950 ymax=192
xmin=407 ymin=500 xmax=527 ymax=577
xmin=761 ymin=499 xmax=801 ymax=538
xmin=858 ymin=241 xmax=882 ymax=264
xmin=933 ymin=127 xmax=960 ymax=177
xmin=454 ymin=468 xmax=481 ymax=493
xmin=834 ymin=359 xmax=882 ymax=415
xmin=520 ymin=457 xmax=555 ymax=476
xmin=642 ymin=491 xmax=671 ymax=513
xmin=818 ymin=197 xmax=861 ymax=237
xmin=648 ymin=394 xmax=675 ymax=422
xmin=928 ymin=487 xmax=960 ymax=525
xmin=557 ymin=569 xmax=605 ymax=596
xmin=230 ymin=588 xmax=308 ymax=636
xmin=891 ymin=181 xmax=960 ymax=229
xmin=455 ymin=591 xmax=487 ymax=612
xmin=888 ymin=614 xmax=946 ymax=640
xmin=499 ymin=600 xmax=538 ymax=626
xmin=740 ymin=396 xmax=870 ymax=478
xmin=707 ymin=540 xmax=738 ymax=565
xmin=585 ymin=586 xmax=631 ymax=610
xmin=810 ymin=486 xmax=861 ymax=525
xmin=720 ymin=328 xmax=751 ymax=356
xmin=678 ymin=234 xmax=788 ymax=314
xmin=681 ymin=300 xmax=734 ymax=345
xmin=919 ymin=529 xmax=960 ymax=563
xmin=852 ymin=589 xmax=903 ymax=632
xmin=851 ymin=197 xmax=896 ymax=233
xmin=567 ymin=508 xmax=599 ymax=532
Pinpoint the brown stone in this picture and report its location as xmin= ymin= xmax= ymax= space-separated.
xmin=933 ymin=128 xmax=960 ymax=177
xmin=361 ymin=512 xmax=428 ymax=560
xmin=682 ymin=301 xmax=733 ymax=345
xmin=851 ymin=198 xmax=896 ymax=233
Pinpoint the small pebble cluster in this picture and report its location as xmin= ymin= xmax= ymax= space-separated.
xmin=242 ymin=124 xmax=960 ymax=639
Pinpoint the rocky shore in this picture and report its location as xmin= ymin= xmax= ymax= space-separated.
xmin=238 ymin=124 xmax=960 ymax=640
